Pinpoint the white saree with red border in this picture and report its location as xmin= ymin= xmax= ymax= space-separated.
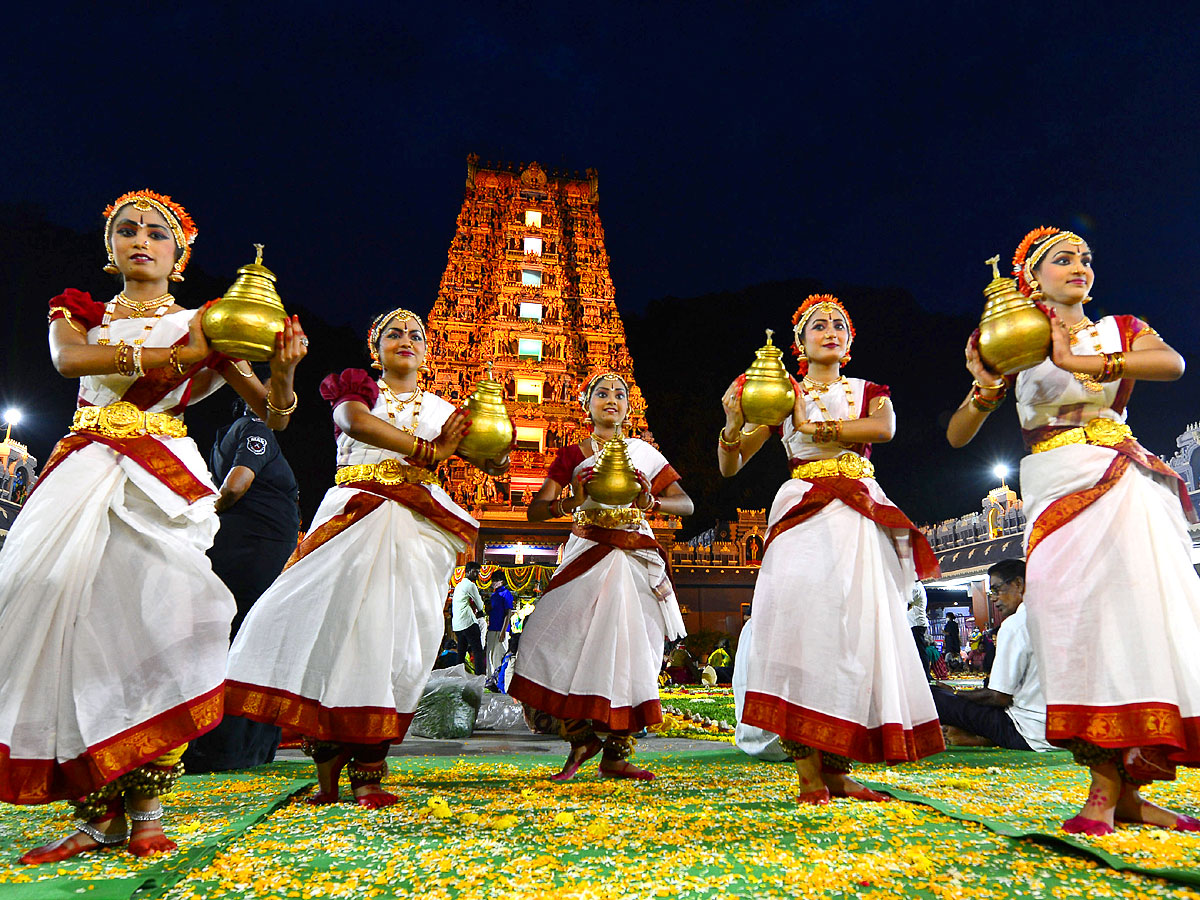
xmin=0 ymin=303 xmax=234 ymax=804
xmin=226 ymin=374 xmax=477 ymax=745
xmin=509 ymin=438 xmax=684 ymax=732
xmin=739 ymin=378 xmax=944 ymax=764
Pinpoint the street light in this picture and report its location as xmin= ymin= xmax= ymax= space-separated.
xmin=2 ymin=408 xmax=20 ymax=443
xmin=993 ymin=463 xmax=1008 ymax=485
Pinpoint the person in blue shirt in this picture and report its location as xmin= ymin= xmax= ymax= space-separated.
xmin=486 ymin=570 xmax=516 ymax=676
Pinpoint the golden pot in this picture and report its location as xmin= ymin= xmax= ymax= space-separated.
xmin=977 ymin=255 xmax=1051 ymax=375
xmin=202 ymin=244 xmax=288 ymax=361
xmin=740 ymin=329 xmax=796 ymax=426
xmin=457 ymin=365 xmax=514 ymax=463
xmin=586 ymin=432 xmax=641 ymax=506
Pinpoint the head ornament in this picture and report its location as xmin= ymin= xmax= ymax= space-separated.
xmin=1012 ymin=226 xmax=1085 ymax=296
xmin=791 ymin=294 xmax=855 ymax=375
xmin=103 ymin=189 xmax=198 ymax=280
xmin=578 ymin=372 xmax=630 ymax=418
xmin=368 ymin=308 xmax=425 ymax=369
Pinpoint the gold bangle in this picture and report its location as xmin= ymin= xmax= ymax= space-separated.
xmin=718 ymin=427 xmax=741 ymax=451
xmin=169 ymin=345 xmax=187 ymax=376
xmin=265 ymin=389 xmax=298 ymax=416
xmin=971 ymin=379 xmax=1005 ymax=393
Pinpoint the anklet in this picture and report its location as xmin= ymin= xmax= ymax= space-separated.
xmin=75 ymin=821 xmax=129 ymax=844
xmin=126 ymin=805 xmax=164 ymax=822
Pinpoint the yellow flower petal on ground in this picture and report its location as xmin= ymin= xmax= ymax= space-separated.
xmin=553 ymin=811 xmax=575 ymax=826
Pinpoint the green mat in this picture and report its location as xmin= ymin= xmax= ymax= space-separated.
xmin=0 ymin=764 xmax=313 ymax=899
xmin=859 ymin=746 xmax=1200 ymax=887
xmin=3 ymin=750 xmax=1198 ymax=899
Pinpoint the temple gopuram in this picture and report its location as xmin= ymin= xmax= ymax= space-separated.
xmin=426 ymin=155 xmax=676 ymax=565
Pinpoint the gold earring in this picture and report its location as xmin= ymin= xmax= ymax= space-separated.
xmin=1081 ymin=294 xmax=1093 ymax=305
xmin=839 ymin=354 xmax=850 ymax=366
xmin=103 ymin=251 xmax=119 ymax=274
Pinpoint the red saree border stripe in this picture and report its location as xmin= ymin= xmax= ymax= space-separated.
xmin=742 ymin=691 xmax=944 ymax=763
xmin=545 ymin=524 xmax=673 ymax=594
xmin=343 ymin=479 xmax=479 ymax=546
xmin=546 ymin=543 xmax=614 ymax=593
xmin=224 ymin=681 xmax=411 ymax=745
xmin=283 ymin=492 xmax=385 ymax=570
xmin=508 ymin=674 xmax=662 ymax=732
xmin=0 ymin=685 xmax=223 ymax=805
xmin=1046 ymin=702 xmax=1200 ymax=764
xmin=28 ymin=431 xmax=214 ymax=503
xmin=650 ymin=465 xmax=681 ymax=496
xmin=1027 ymin=455 xmax=1129 ymax=558
xmin=1021 ymin=428 xmax=1194 ymax=523
xmin=765 ymin=478 xmax=940 ymax=579
xmin=28 ymin=434 xmax=91 ymax=495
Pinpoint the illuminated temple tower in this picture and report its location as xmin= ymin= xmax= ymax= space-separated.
xmin=426 ymin=155 xmax=673 ymax=563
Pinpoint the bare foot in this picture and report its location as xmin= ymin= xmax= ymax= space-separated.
xmin=128 ymin=819 xmax=177 ymax=857
xmin=1116 ymin=786 xmax=1200 ymax=831
xmin=308 ymin=752 xmax=350 ymax=805
xmin=1063 ymin=763 xmax=1118 ymax=833
xmin=598 ymin=759 xmax=655 ymax=781
xmin=351 ymin=783 xmax=399 ymax=809
xmin=19 ymin=820 xmax=126 ymax=865
xmin=549 ymin=739 xmax=602 ymax=782
xmin=822 ymin=773 xmax=890 ymax=802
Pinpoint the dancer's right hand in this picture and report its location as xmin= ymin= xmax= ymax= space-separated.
xmin=571 ymin=467 xmax=594 ymax=506
xmin=433 ymin=408 xmax=471 ymax=462
xmin=721 ymin=375 xmax=746 ymax=435
xmin=964 ymin=329 xmax=1004 ymax=388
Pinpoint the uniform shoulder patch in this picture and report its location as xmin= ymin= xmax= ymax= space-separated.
xmin=245 ymin=435 xmax=269 ymax=456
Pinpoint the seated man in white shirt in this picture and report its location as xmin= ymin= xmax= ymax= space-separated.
xmin=932 ymin=559 xmax=1055 ymax=752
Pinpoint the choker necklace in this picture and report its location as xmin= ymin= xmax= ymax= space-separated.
xmin=96 ymin=296 xmax=174 ymax=347
xmin=116 ymin=291 xmax=174 ymax=317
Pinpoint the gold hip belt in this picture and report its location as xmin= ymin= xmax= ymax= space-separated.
xmin=573 ymin=507 xmax=645 ymax=529
xmin=71 ymin=401 xmax=187 ymax=439
xmin=791 ymin=453 xmax=874 ymax=480
xmin=335 ymin=459 xmax=437 ymax=486
xmin=1031 ymin=418 xmax=1134 ymax=454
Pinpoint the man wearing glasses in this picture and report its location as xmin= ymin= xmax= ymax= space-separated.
xmin=932 ymin=559 xmax=1055 ymax=751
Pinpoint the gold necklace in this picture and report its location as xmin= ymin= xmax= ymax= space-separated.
xmin=802 ymin=375 xmax=856 ymax=421
xmin=96 ymin=296 xmax=174 ymax=346
xmin=116 ymin=291 xmax=173 ymax=317
xmin=378 ymin=379 xmax=423 ymax=435
xmin=1067 ymin=319 xmax=1105 ymax=393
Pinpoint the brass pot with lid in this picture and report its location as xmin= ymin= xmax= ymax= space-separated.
xmin=586 ymin=429 xmax=642 ymax=506
xmin=457 ymin=363 xmax=514 ymax=464
xmin=739 ymin=329 xmax=796 ymax=426
xmin=202 ymin=244 xmax=288 ymax=361
xmin=977 ymin=255 xmax=1051 ymax=374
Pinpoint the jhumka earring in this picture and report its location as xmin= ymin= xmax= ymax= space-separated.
xmin=419 ymin=364 xmax=433 ymax=384
xmin=839 ymin=355 xmax=850 ymax=366
xmin=169 ymin=262 xmax=185 ymax=283
xmin=1027 ymin=278 xmax=1043 ymax=301
xmin=1081 ymin=294 xmax=1093 ymax=305
xmin=103 ymin=252 xmax=119 ymax=275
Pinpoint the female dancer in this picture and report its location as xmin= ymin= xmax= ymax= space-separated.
xmin=0 ymin=189 xmax=306 ymax=863
xmin=226 ymin=309 xmax=506 ymax=807
xmin=510 ymin=373 xmax=693 ymax=781
xmin=721 ymin=295 xmax=942 ymax=804
xmin=947 ymin=227 xmax=1199 ymax=834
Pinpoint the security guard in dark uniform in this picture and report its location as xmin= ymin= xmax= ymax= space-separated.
xmin=183 ymin=396 xmax=300 ymax=772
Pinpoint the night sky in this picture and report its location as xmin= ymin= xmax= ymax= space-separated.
xmin=2 ymin=4 xmax=1197 ymax=532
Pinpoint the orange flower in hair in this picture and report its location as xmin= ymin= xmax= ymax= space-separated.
xmin=103 ymin=189 xmax=199 ymax=278
xmin=1011 ymin=225 xmax=1084 ymax=296
xmin=790 ymin=294 xmax=855 ymax=375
